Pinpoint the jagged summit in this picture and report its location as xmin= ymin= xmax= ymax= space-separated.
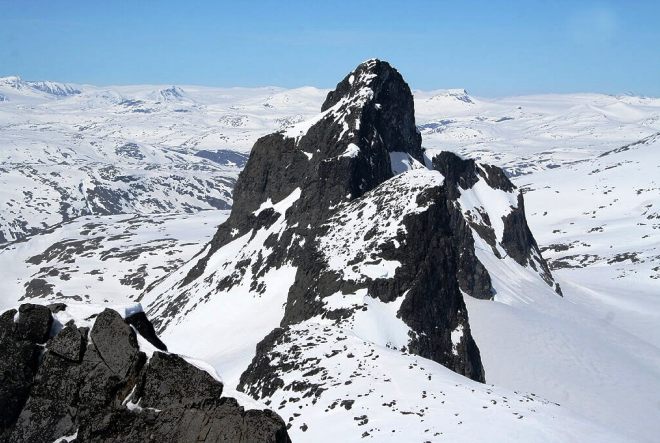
xmin=227 ymin=59 xmax=423 ymax=225
xmin=182 ymin=59 xmax=428 ymax=284
xmin=323 ymin=59 xmax=423 ymax=159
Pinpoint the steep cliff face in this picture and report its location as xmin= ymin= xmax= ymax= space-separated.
xmin=144 ymin=60 xmax=560 ymax=404
xmin=0 ymin=303 xmax=290 ymax=443
xmin=431 ymin=152 xmax=560 ymax=297
xmin=183 ymin=59 xmax=426 ymax=285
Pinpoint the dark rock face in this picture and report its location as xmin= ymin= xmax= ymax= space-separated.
xmin=321 ymin=60 xmax=423 ymax=162
xmin=501 ymin=193 xmax=560 ymax=293
xmin=432 ymin=151 xmax=560 ymax=297
xmin=48 ymin=321 xmax=85 ymax=361
xmin=78 ymin=397 xmax=290 ymax=443
xmin=431 ymin=151 xmax=481 ymax=198
xmin=125 ymin=310 xmax=167 ymax=351
xmin=0 ymin=305 xmax=52 ymax=432
xmin=393 ymin=186 xmax=485 ymax=380
xmin=269 ymin=170 xmax=487 ymax=382
xmin=14 ymin=304 xmax=53 ymax=343
xmin=90 ymin=308 xmax=142 ymax=378
xmin=9 ymin=322 xmax=90 ymax=442
xmin=0 ymin=304 xmax=290 ymax=443
xmin=77 ymin=350 xmax=289 ymax=443
xmin=137 ymin=352 xmax=223 ymax=409
xmin=184 ymin=59 xmax=425 ymax=285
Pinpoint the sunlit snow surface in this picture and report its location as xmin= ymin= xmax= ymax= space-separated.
xmin=319 ymin=168 xmax=444 ymax=282
xmin=0 ymin=210 xmax=229 ymax=312
xmin=1 ymin=79 xmax=659 ymax=442
xmin=0 ymin=77 xmax=325 ymax=242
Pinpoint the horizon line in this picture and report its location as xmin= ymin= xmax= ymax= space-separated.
xmin=1 ymin=73 xmax=657 ymax=100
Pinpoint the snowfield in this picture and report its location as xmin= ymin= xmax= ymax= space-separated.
xmin=0 ymin=76 xmax=324 ymax=243
xmin=0 ymin=210 xmax=228 ymax=311
xmin=1 ymin=77 xmax=659 ymax=442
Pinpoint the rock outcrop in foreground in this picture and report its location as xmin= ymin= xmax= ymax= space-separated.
xmin=0 ymin=303 xmax=290 ymax=443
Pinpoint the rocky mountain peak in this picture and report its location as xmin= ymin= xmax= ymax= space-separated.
xmin=320 ymin=58 xmax=423 ymax=161
xmin=182 ymin=60 xmax=427 ymax=284
xmin=151 ymin=60 xmax=560 ymax=407
xmin=224 ymin=59 xmax=423 ymax=227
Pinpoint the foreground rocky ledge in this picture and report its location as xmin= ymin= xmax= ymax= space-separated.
xmin=0 ymin=303 xmax=290 ymax=443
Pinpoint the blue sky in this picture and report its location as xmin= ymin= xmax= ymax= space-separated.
xmin=1 ymin=0 xmax=658 ymax=96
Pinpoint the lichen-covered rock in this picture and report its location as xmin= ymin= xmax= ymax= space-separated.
xmin=0 ymin=304 xmax=290 ymax=443
xmin=14 ymin=304 xmax=53 ymax=343
xmin=48 ymin=321 xmax=85 ymax=361
xmin=136 ymin=351 xmax=223 ymax=410
xmin=9 ymin=323 xmax=89 ymax=442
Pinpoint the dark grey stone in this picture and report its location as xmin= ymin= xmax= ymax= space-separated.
xmin=48 ymin=322 xmax=85 ymax=362
xmin=0 ymin=304 xmax=54 ymax=435
xmin=136 ymin=351 xmax=223 ymax=410
xmin=8 ymin=323 xmax=88 ymax=442
xmin=76 ymin=398 xmax=290 ymax=443
xmin=0 ymin=305 xmax=290 ymax=443
xmin=125 ymin=311 xmax=167 ymax=351
xmin=15 ymin=304 xmax=53 ymax=343
xmin=90 ymin=308 xmax=140 ymax=378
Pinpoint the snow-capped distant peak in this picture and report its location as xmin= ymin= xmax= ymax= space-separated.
xmin=158 ymin=85 xmax=186 ymax=101
xmin=0 ymin=76 xmax=80 ymax=97
xmin=426 ymin=88 xmax=474 ymax=104
xmin=27 ymin=80 xmax=80 ymax=97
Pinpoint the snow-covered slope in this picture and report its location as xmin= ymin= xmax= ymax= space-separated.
xmin=416 ymin=90 xmax=660 ymax=177
xmin=464 ymin=133 xmax=660 ymax=443
xmin=0 ymin=77 xmax=325 ymax=243
xmin=0 ymin=76 xmax=80 ymax=100
xmin=237 ymin=320 xmax=624 ymax=443
xmin=0 ymin=211 xmax=227 ymax=312
xmin=411 ymin=89 xmax=660 ymax=443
